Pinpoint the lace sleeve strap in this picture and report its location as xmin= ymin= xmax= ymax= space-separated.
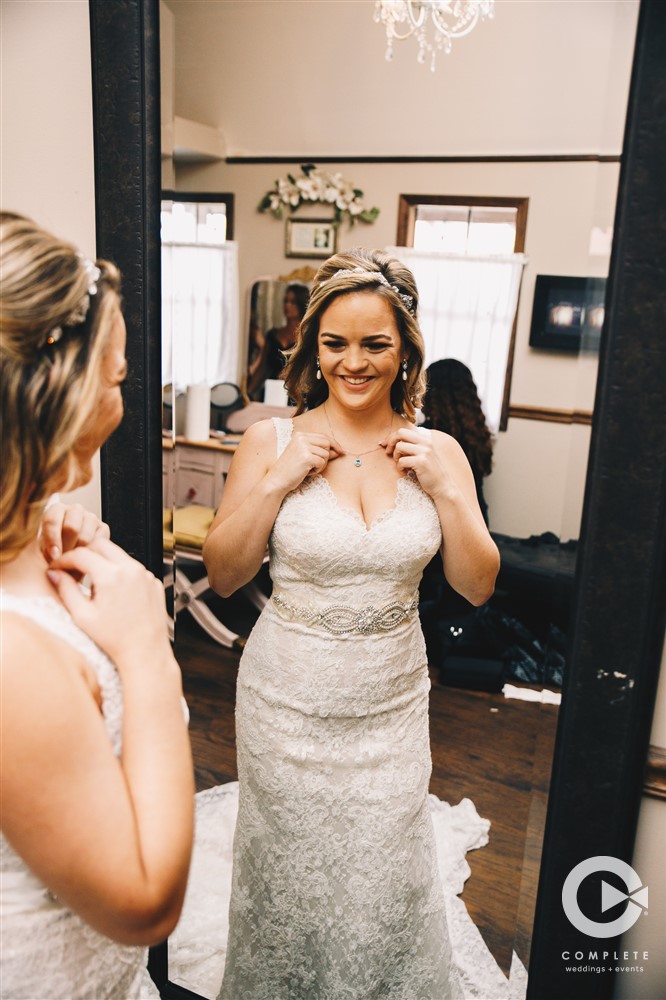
xmin=271 ymin=417 xmax=294 ymax=459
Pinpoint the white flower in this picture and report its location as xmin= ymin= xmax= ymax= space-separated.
xmin=260 ymin=165 xmax=379 ymax=225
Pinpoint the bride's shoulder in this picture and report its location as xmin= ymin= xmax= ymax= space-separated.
xmin=430 ymin=428 xmax=467 ymax=461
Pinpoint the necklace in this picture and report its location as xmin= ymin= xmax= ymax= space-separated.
xmin=323 ymin=403 xmax=394 ymax=468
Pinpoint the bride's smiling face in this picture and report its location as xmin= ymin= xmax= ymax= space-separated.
xmin=317 ymin=291 xmax=404 ymax=412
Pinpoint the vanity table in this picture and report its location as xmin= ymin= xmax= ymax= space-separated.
xmin=163 ymin=434 xmax=240 ymax=510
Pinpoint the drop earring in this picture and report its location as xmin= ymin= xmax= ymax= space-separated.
xmin=316 ymin=356 xmax=322 ymax=380
xmin=402 ymin=359 xmax=408 ymax=382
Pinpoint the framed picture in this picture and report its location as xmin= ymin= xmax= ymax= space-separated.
xmin=285 ymin=218 xmax=338 ymax=259
xmin=529 ymin=274 xmax=607 ymax=352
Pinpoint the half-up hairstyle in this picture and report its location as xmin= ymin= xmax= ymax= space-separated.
xmin=282 ymin=247 xmax=426 ymax=419
xmin=0 ymin=212 xmax=121 ymax=561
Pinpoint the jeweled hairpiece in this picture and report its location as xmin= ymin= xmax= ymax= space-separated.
xmin=324 ymin=267 xmax=415 ymax=315
xmin=45 ymin=255 xmax=101 ymax=348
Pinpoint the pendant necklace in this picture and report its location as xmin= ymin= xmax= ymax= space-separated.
xmin=323 ymin=403 xmax=394 ymax=468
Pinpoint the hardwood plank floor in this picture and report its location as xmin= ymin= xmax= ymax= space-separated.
xmin=173 ymin=606 xmax=559 ymax=979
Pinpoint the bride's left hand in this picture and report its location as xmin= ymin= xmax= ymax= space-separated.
xmin=381 ymin=427 xmax=451 ymax=499
xmin=40 ymin=502 xmax=110 ymax=563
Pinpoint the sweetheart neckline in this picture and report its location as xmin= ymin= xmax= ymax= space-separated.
xmin=307 ymin=475 xmax=422 ymax=533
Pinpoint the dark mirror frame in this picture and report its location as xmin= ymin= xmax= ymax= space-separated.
xmin=89 ymin=2 xmax=666 ymax=997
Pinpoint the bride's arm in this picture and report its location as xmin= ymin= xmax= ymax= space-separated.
xmin=203 ymin=420 xmax=341 ymax=597
xmin=0 ymin=546 xmax=194 ymax=946
xmin=384 ymin=428 xmax=499 ymax=606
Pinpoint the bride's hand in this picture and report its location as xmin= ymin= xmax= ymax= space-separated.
xmin=268 ymin=431 xmax=344 ymax=494
xmin=40 ymin=502 xmax=110 ymax=562
xmin=382 ymin=427 xmax=452 ymax=499
xmin=45 ymin=539 xmax=172 ymax=670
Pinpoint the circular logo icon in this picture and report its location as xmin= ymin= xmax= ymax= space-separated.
xmin=562 ymin=856 xmax=648 ymax=938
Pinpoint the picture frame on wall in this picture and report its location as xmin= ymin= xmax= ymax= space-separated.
xmin=529 ymin=274 xmax=607 ymax=352
xmin=285 ymin=218 xmax=338 ymax=259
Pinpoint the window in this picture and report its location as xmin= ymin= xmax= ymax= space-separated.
xmin=161 ymin=192 xmax=234 ymax=244
xmin=161 ymin=193 xmax=239 ymax=389
xmin=413 ymin=204 xmax=519 ymax=255
xmin=397 ymin=195 xmax=528 ymax=431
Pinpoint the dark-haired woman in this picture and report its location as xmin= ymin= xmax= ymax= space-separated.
xmin=422 ymin=358 xmax=493 ymax=524
xmin=204 ymin=248 xmax=499 ymax=999
xmin=247 ymin=282 xmax=309 ymax=399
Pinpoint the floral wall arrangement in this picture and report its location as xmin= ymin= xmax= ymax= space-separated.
xmin=258 ymin=163 xmax=380 ymax=226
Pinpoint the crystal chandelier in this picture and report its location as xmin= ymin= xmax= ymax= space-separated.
xmin=374 ymin=0 xmax=495 ymax=71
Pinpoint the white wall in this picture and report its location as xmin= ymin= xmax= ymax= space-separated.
xmin=1 ymin=0 xmax=100 ymax=514
xmin=166 ymin=0 xmax=638 ymax=157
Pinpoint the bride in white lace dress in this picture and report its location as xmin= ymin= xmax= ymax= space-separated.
xmin=0 ymin=213 xmax=194 ymax=998
xmin=204 ymin=248 xmax=500 ymax=999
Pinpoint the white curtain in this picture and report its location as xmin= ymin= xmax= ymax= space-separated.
xmin=386 ymin=246 xmax=527 ymax=433
xmin=162 ymin=241 xmax=240 ymax=388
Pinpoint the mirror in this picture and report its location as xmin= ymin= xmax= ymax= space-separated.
xmin=89 ymin=2 xmax=666 ymax=998
xmin=158 ymin=2 xmax=639 ymax=995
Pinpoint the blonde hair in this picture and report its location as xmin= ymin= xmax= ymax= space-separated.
xmin=282 ymin=248 xmax=426 ymax=419
xmin=0 ymin=212 xmax=121 ymax=561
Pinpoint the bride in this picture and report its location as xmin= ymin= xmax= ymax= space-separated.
xmin=0 ymin=212 xmax=194 ymax=998
xmin=203 ymin=247 xmax=500 ymax=999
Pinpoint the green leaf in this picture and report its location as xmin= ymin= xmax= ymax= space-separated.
xmin=353 ymin=188 xmax=364 ymax=198
xmin=302 ymin=163 xmax=316 ymax=175
xmin=358 ymin=206 xmax=380 ymax=224
xmin=287 ymin=173 xmax=296 ymax=185
xmin=257 ymin=195 xmax=271 ymax=212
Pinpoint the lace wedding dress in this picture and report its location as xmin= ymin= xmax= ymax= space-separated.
xmin=0 ymin=592 xmax=159 ymax=1000
xmin=219 ymin=417 xmax=463 ymax=999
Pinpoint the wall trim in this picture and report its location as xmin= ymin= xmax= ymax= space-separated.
xmin=509 ymin=405 xmax=594 ymax=426
xmin=644 ymin=745 xmax=666 ymax=800
xmin=225 ymin=154 xmax=622 ymax=166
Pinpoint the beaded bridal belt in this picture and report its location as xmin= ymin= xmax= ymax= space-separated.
xmin=270 ymin=592 xmax=419 ymax=635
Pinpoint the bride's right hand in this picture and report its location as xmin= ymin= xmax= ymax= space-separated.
xmin=267 ymin=431 xmax=343 ymax=494
xmin=46 ymin=539 xmax=174 ymax=672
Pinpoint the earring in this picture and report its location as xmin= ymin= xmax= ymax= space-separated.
xmin=402 ymin=359 xmax=408 ymax=382
xmin=316 ymin=356 xmax=322 ymax=380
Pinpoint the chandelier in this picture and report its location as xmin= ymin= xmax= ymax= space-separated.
xmin=374 ymin=1 xmax=495 ymax=71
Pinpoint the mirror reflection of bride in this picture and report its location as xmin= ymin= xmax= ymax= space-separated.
xmin=202 ymin=248 xmax=501 ymax=999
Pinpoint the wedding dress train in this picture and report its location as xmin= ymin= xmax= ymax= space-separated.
xmin=169 ymin=783 xmax=528 ymax=1000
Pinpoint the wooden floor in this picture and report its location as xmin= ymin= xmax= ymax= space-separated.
xmin=174 ymin=603 xmax=559 ymax=979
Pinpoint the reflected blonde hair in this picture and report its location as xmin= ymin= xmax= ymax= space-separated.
xmin=0 ymin=212 xmax=121 ymax=561
xmin=282 ymin=248 xmax=426 ymax=419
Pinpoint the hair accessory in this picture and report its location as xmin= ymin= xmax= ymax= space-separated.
xmin=402 ymin=359 xmax=408 ymax=381
xmin=324 ymin=267 xmax=415 ymax=315
xmin=316 ymin=356 xmax=322 ymax=380
xmin=44 ymin=256 xmax=101 ymax=348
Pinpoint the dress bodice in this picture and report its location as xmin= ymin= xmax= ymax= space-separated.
xmin=269 ymin=418 xmax=442 ymax=609
xmin=0 ymin=590 xmax=156 ymax=999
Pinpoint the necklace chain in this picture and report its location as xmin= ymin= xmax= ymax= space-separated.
xmin=323 ymin=403 xmax=394 ymax=467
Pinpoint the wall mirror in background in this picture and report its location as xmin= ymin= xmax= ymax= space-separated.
xmin=89 ymin=1 xmax=666 ymax=998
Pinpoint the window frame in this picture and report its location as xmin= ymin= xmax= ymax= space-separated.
xmin=161 ymin=190 xmax=235 ymax=241
xmin=397 ymin=194 xmax=528 ymax=431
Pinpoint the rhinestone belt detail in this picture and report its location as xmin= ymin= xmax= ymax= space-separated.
xmin=270 ymin=592 xmax=419 ymax=635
